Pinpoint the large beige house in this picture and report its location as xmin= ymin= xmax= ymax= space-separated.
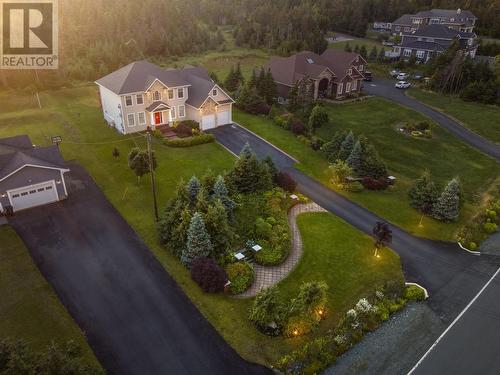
xmin=95 ymin=61 xmax=234 ymax=134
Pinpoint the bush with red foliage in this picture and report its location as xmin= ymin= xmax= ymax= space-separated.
xmin=291 ymin=119 xmax=306 ymax=135
xmin=276 ymin=171 xmax=297 ymax=192
xmin=191 ymin=257 xmax=228 ymax=293
xmin=361 ymin=177 xmax=389 ymax=190
xmin=256 ymin=103 xmax=271 ymax=115
xmin=174 ymin=120 xmax=199 ymax=138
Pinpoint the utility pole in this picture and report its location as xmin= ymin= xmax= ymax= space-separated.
xmin=146 ymin=131 xmax=159 ymax=221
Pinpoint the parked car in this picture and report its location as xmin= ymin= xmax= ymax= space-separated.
xmin=363 ymin=71 xmax=373 ymax=81
xmin=396 ymin=72 xmax=409 ymax=80
xmin=412 ymin=72 xmax=424 ymax=80
xmin=382 ymin=40 xmax=395 ymax=47
xmin=390 ymin=69 xmax=400 ymax=77
xmin=395 ymin=81 xmax=411 ymax=89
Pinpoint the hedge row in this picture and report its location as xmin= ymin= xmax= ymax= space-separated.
xmin=164 ymin=134 xmax=215 ymax=147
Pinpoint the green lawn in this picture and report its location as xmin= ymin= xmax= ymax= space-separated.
xmin=279 ymin=212 xmax=403 ymax=335
xmin=408 ymin=88 xmax=500 ymax=144
xmin=0 ymin=226 xmax=100 ymax=367
xmin=328 ymin=37 xmax=383 ymax=53
xmin=0 ymin=86 xmax=404 ymax=366
xmin=234 ymin=100 xmax=499 ymax=241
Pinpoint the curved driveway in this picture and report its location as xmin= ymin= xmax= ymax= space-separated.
xmin=364 ymin=79 xmax=500 ymax=161
xmin=210 ymin=124 xmax=497 ymax=321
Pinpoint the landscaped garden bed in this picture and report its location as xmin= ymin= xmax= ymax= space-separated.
xmin=396 ymin=120 xmax=433 ymax=139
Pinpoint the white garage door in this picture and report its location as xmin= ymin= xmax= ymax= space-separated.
xmin=216 ymin=111 xmax=230 ymax=126
xmin=201 ymin=114 xmax=216 ymax=130
xmin=8 ymin=181 xmax=58 ymax=212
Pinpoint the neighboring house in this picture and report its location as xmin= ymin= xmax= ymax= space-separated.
xmin=95 ymin=61 xmax=234 ymax=133
xmin=0 ymin=135 xmax=69 ymax=214
xmin=392 ymin=24 xmax=478 ymax=63
xmin=391 ymin=8 xmax=477 ymax=35
xmin=373 ymin=22 xmax=392 ymax=32
xmin=264 ymin=50 xmax=366 ymax=102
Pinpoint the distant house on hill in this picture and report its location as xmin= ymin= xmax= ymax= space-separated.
xmin=264 ymin=50 xmax=367 ymax=102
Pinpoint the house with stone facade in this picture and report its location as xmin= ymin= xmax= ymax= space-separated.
xmin=95 ymin=61 xmax=234 ymax=134
xmin=264 ymin=50 xmax=367 ymax=102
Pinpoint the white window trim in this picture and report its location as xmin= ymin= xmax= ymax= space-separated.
xmin=337 ymin=83 xmax=343 ymax=95
xmin=136 ymin=94 xmax=144 ymax=105
xmin=171 ymin=106 xmax=176 ymax=119
xmin=347 ymin=68 xmax=352 ymax=75
xmin=352 ymin=80 xmax=357 ymax=90
xmin=212 ymin=88 xmax=218 ymax=96
xmin=153 ymin=91 xmax=162 ymax=101
xmin=404 ymin=49 xmax=412 ymax=57
xmin=416 ymin=50 xmax=425 ymax=58
xmin=125 ymin=95 xmax=133 ymax=107
xmin=178 ymin=105 xmax=185 ymax=118
xmin=358 ymin=65 xmax=363 ymax=71
xmin=138 ymin=112 xmax=146 ymax=125
xmin=127 ymin=113 xmax=136 ymax=127
xmin=177 ymin=88 xmax=184 ymax=99
xmin=167 ymin=89 xmax=174 ymax=100
xmin=346 ymin=82 xmax=351 ymax=93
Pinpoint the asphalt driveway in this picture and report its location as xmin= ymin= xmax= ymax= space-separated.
xmin=210 ymin=124 xmax=498 ymax=321
xmin=8 ymin=162 xmax=270 ymax=375
xmin=364 ymin=79 xmax=500 ymax=161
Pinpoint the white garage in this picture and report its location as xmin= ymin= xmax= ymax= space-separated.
xmin=216 ymin=111 xmax=231 ymax=126
xmin=8 ymin=181 xmax=59 ymax=212
xmin=201 ymin=114 xmax=216 ymax=130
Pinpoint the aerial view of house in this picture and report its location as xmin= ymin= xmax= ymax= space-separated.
xmin=1 ymin=1 xmax=499 ymax=375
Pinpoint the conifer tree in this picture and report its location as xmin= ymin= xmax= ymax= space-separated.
xmin=369 ymin=46 xmax=378 ymax=62
xmin=354 ymin=45 xmax=360 ymax=54
xmin=321 ymin=130 xmax=348 ymax=163
xmin=224 ymin=65 xmax=237 ymax=92
xmin=359 ymin=45 xmax=367 ymax=59
xmin=346 ymin=140 xmax=363 ymax=175
xmin=181 ymin=212 xmax=212 ymax=267
xmin=263 ymin=69 xmax=277 ymax=104
xmin=409 ymin=170 xmax=439 ymax=210
xmin=213 ymin=175 xmax=236 ymax=218
xmin=308 ymin=105 xmax=329 ymax=131
xmin=235 ymin=62 xmax=244 ymax=86
xmin=249 ymin=69 xmax=258 ymax=89
xmin=432 ymin=178 xmax=461 ymax=221
xmin=378 ymin=47 xmax=386 ymax=63
xmin=229 ymin=143 xmax=271 ymax=193
xmin=204 ymin=199 xmax=233 ymax=259
xmin=338 ymin=130 xmax=355 ymax=161
xmin=344 ymin=42 xmax=352 ymax=52
xmin=262 ymin=156 xmax=278 ymax=181
xmin=187 ymin=176 xmax=201 ymax=205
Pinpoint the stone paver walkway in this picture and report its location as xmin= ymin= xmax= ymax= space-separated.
xmin=239 ymin=202 xmax=326 ymax=298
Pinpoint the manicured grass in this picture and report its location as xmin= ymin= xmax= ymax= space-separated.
xmin=408 ymin=88 xmax=500 ymax=144
xmin=234 ymin=100 xmax=499 ymax=241
xmin=0 ymin=226 xmax=100 ymax=367
xmin=0 ymin=87 xmax=404 ymax=367
xmin=279 ymin=212 xmax=404 ymax=335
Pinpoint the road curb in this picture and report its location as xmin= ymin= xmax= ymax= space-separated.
xmin=232 ymin=122 xmax=299 ymax=163
xmin=405 ymin=282 xmax=429 ymax=300
xmin=457 ymin=242 xmax=481 ymax=256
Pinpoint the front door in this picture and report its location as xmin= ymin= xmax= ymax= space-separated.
xmin=154 ymin=112 xmax=162 ymax=125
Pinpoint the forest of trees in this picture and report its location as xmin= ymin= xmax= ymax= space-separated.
xmin=1 ymin=0 xmax=499 ymax=91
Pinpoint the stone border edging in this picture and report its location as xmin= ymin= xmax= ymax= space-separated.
xmin=405 ymin=282 xmax=429 ymax=300
xmin=457 ymin=242 xmax=481 ymax=256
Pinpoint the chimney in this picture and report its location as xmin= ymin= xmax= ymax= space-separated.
xmin=457 ymin=8 xmax=461 ymax=14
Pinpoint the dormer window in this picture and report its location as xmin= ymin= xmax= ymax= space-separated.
xmin=212 ymin=88 xmax=218 ymax=96
xmin=347 ymin=68 xmax=352 ymax=75
xmin=177 ymin=88 xmax=184 ymax=99
xmin=153 ymin=91 xmax=161 ymax=101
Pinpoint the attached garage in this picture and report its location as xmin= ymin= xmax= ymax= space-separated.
xmin=201 ymin=114 xmax=216 ymax=130
xmin=0 ymin=135 xmax=70 ymax=215
xmin=8 ymin=181 xmax=59 ymax=212
xmin=216 ymin=111 xmax=231 ymax=126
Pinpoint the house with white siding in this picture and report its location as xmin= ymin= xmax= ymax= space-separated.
xmin=95 ymin=61 xmax=234 ymax=134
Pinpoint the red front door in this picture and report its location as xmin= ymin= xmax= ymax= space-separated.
xmin=154 ymin=112 xmax=162 ymax=125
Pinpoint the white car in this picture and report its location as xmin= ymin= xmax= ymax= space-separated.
xmin=395 ymin=81 xmax=411 ymax=89
xmin=390 ymin=69 xmax=400 ymax=77
xmin=396 ymin=72 xmax=409 ymax=80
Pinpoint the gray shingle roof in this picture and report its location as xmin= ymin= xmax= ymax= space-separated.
xmin=403 ymin=24 xmax=475 ymax=39
xmin=393 ymin=14 xmax=412 ymax=25
xmin=0 ymin=136 xmax=68 ymax=180
xmin=401 ymin=40 xmax=448 ymax=52
xmin=145 ymin=101 xmax=171 ymax=112
xmin=414 ymin=9 xmax=476 ymax=20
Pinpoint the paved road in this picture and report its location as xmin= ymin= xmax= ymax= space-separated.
xmin=210 ymin=124 xmax=498 ymax=321
xmin=8 ymin=163 xmax=270 ymax=375
xmin=411 ymin=267 xmax=500 ymax=375
xmin=364 ymin=79 xmax=500 ymax=161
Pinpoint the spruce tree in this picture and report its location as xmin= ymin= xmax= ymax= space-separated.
xmin=204 ymin=199 xmax=233 ymax=259
xmin=358 ymin=140 xmax=387 ymax=178
xmin=213 ymin=175 xmax=236 ymax=218
xmin=249 ymin=69 xmax=258 ymax=89
xmin=432 ymin=178 xmax=461 ymax=221
xmin=378 ymin=47 xmax=386 ymax=63
xmin=195 ymin=188 xmax=210 ymax=213
xmin=354 ymin=45 xmax=360 ymax=54
xmin=181 ymin=212 xmax=212 ymax=267
xmin=408 ymin=170 xmax=439 ymax=210
xmin=287 ymin=82 xmax=300 ymax=112
xmin=308 ymin=105 xmax=329 ymax=131
xmin=359 ymin=45 xmax=367 ymax=59
xmin=338 ymin=130 xmax=355 ymax=161
xmin=321 ymin=130 xmax=348 ymax=163
xmin=235 ymin=62 xmax=244 ymax=86
xmin=346 ymin=140 xmax=363 ymax=175
xmin=229 ymin=143 xmax=263 ymax=193
xmin=187 ymin=176 xmax=200 ymax=205
xmin=256 ymin=66 xmax=266 ymax=95
xmin=224 ymin=65 xmax=237 ymax=92
xmin=262 ymin=156 xmax=278 ymax=181
xmin=263 ymin=69 xmax=277 ymax=104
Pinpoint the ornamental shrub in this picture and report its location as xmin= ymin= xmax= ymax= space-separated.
xmin=165 ymin=134 xmax=215 ymax=147
xmin=361 ymin=177 xmax=389 ymax=190
xmin=276 ymin=171 xmax=297 ymax=192
xmin=404 ymin=285 xmax=426 ymax=301
xmin=346 ymin=181 xmax=364 ymax=192
xmin=191 ymin=257 xmax=228 ymax=293
xmin=310 ymin=136 xmax=325 ymax=151
xmin=483 ymin=221 xmax=498 ymax=234
xmin=432 ymin=177 xmax=461 ymax=222
xmin=174 ymin=120 xmax=199 ymax=138
xmin=255 ymin=217 xmax=273 ymax=238
xmin=226 ymin=262 xmax=254 ymax=294
xmin=249 ymin=286 xmax=285 ymax=334
xmin=181 ymin=212 xmax=213 ymax=267
xmin=291 ymin=119 xmax=306 ymax=135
